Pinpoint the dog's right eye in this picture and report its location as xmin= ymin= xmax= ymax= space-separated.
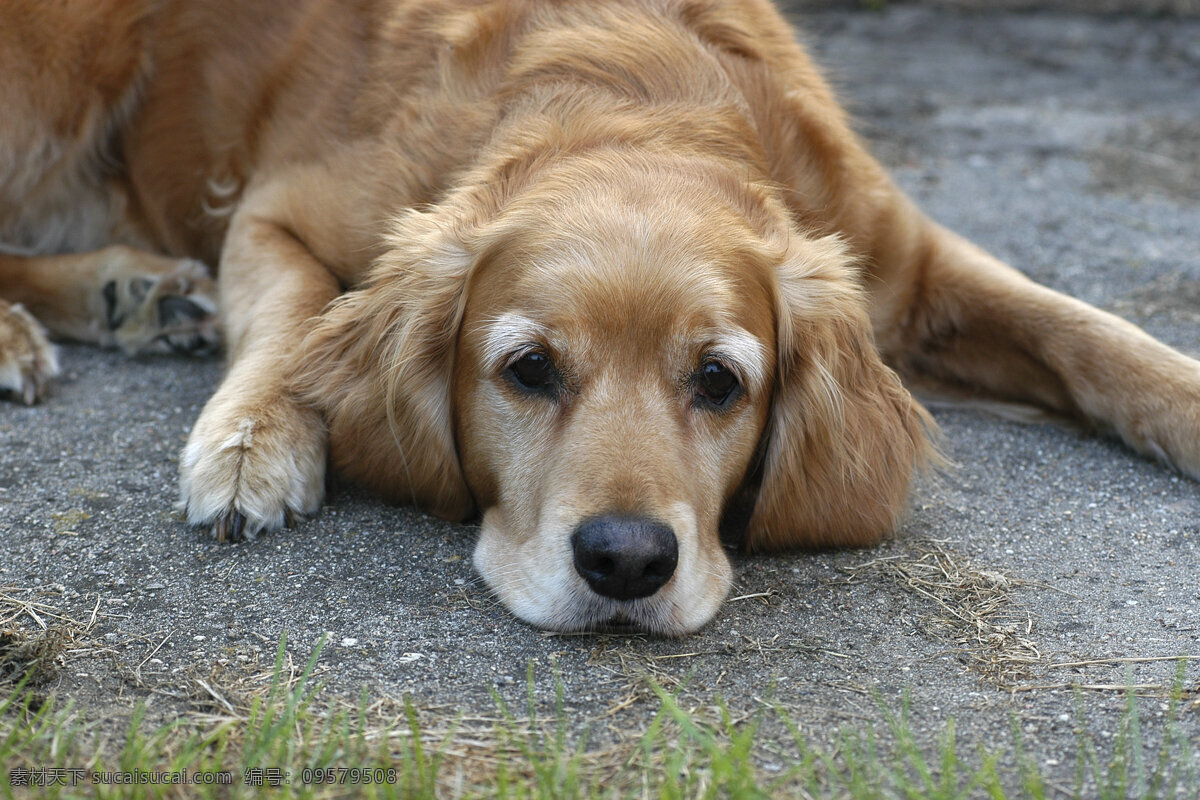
xmin=694 ymin=359 xmax=741 ymax=410
xmin=507 ymin=351 xmax=558 ymax=396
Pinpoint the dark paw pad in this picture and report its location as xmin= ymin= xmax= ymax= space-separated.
xmin=158 ymin=294 xmax=212 ymax=329
xmin=157 ymin=295 xmax=220 ymax=355
xmin=102 ymin=280 xmax=121 ymax=330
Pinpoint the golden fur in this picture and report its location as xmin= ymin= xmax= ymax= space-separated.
xmin=0 ymin=0 xmax=219 ymax=390
xmin=5 ymin=0 xmax=1200 ymax=633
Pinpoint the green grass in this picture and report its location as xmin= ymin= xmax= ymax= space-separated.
xmin=1 ymin=636 xmax=1196 ymax=799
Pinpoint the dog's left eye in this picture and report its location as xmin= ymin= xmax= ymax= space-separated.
xmin=507 ymin=350 xmax=558 ymax=396
xmin=694 ymin=359 xmax=740 ymax=409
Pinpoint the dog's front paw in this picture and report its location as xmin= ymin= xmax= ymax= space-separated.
xmin=98 ymin=246 xmax=221 ymax=355
xmin=179 ymin=389 xmax=326 ymax=542
xmin=0 ymin=301 xmax=60 ymax=404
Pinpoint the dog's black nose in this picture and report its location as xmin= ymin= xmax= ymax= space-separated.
xmin=571 ymin=516 xmax=678 ymax=601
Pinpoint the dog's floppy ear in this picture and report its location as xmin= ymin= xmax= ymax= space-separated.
xmin=290 ymin=208 xmax=476 ymax=521
xmin=744 ymin=235 xmax=935 ymax=550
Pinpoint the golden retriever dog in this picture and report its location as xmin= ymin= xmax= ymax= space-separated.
xmin=5 ymin=0 xmax=1200 ymax=634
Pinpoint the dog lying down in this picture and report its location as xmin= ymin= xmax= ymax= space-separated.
xmin=4 ymin=0 xmax=1199 ymax=635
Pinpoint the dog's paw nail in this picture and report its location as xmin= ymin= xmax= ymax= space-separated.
xmin=1 ymin=370 xmax=36 ymax=405
xmin=213 ymin=511 xmax=248 ymax=544
xmin=3 ymin=374 xmax=31 ymax=405
xmin=164 ymin=329 xmax=218 ymax=355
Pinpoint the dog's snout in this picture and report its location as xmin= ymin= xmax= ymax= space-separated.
xmin=571 ymin=516 xmax=678 ymax=601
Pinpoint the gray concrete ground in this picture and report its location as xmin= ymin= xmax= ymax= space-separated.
xmin=3 ymin=3 xmax=1199 ymax=792
xmin=803 ymin=0 xmax=1200 ymax=15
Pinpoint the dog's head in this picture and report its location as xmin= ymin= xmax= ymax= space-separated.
xmin=294 ymin=154 xmax=931 ymax=635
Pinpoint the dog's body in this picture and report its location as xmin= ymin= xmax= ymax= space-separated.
xmin=0 ymin=0 xmax=220 ymax=397
xmin=5 ymin=0 xmax=1199 ymax=633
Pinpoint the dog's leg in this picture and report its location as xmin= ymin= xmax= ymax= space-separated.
xmin=0 ymin=246 xmax=220 ymax=356
xmin=178 ymin=198 xmax=340 ymax=541
xmin=877 ymin=217 xmax=1200 ymax=477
